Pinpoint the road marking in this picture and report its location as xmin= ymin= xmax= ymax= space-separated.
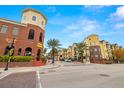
xmin=0 ymin=72 xmax=11 ymax=80
xmin=36 ymin=70 xmax=42 ymax=88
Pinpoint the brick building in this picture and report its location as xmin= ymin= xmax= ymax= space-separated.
xmin=0 ymin=9 xmax=47 ymax=59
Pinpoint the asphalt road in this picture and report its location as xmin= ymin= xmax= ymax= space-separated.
xmin=0 ymin=71 xmax=36 ymax=88
xmin=1 ymin=63 xmax=124 ymax=88
xmin=39 ymin=64 xmax=124 ymax=88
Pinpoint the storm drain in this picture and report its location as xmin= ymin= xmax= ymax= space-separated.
xmin=99 ymin=74 xmax=110 ymax=77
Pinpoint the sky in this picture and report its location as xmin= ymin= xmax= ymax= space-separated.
xmin=0 ymin=5 xmax=124 ymax=48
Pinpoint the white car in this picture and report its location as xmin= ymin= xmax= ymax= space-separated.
xmin=65 ymin=59 xmax=72 ymax=62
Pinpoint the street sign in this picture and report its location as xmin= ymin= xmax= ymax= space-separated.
xmin=37 ymin=43 xmax=42 ymax=48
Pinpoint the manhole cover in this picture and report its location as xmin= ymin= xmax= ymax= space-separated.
xmin=48 ymin=70 xmax=56 ymax=72
xmin=99 ymin=74 xmax=110 ymax=77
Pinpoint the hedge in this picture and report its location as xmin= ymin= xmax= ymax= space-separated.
xmin=0 ymin=56 xmax=33 ymax=62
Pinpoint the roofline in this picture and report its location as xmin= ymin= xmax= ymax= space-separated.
xmin=0 ymin=18 xmax=27 ymax=27
xmin=22 ymin=8 xmax=47 ymax=24
xmin=83 ymin=34 xmax=98 ymax=42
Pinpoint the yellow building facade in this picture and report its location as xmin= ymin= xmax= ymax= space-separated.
xmin=83 ymin=34 xmax=100 ymax=46
xmin=100 ymin=40 xmax=109 ymax=60
xmin=58 ymin=34 xmax=123 ymax=63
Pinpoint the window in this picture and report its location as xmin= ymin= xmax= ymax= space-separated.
xmin=39 ymin=32 xmax=42 ymax=42
xmin=95 ymin=55 xmax=98 ymax=58
xmin=18 ymin=48 xmax=22 ymax=55
xmin=41 ymin=21 xmax=44 ymax=25
xmin=93 ymin=42 xmax=96 ymax=45
xmin=23 ymin=16 xmax=26 ymax=20
xmin=0 ymin=25 xmax=8 ymax=33
xmin=12 ymin=27 xmax=19 ymax=35
xmin=94 ymin=48 xmax=97 ymax=51
xmin=32 ymin=16 xmax=36 ymax=21
xmin=28 ymin=29 xmax=34 ymax=40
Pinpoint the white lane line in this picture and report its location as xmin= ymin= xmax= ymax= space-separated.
xmin=0 ymin=72 xmax=11 ymax=80
xmin=36 ymin=70 xmax=42 ymax=88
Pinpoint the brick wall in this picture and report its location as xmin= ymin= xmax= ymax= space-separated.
xmin=0 ymin=62 xmax=33 ymax=68
xmin=0 ymin=21 xmax=44 ymax=59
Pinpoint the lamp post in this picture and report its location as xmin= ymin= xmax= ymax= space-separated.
xmin=4 ymin=38 xmax=16 ymax=71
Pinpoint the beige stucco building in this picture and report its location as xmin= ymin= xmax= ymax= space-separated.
xmin=21 ymin=9 xmax=47 ymax=30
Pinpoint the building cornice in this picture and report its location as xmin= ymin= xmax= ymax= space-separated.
xmin=0 ymin=18 xmax=27 ymax=27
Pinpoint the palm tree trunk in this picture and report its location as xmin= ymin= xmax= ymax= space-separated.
xmin=81 ymin=57 xmax=83 ymax=63
xmin=52 ymin=50 xmax=55 ymax=64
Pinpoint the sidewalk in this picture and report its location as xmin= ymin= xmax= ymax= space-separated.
xmin=0 ymin=61 xmax=92 ymax=79
xmin=0 ymin=61 xmax=62 ymax=73
xmin=0 ymin=62 xmax=62 ymax=80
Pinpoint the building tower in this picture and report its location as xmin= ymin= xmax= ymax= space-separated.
xmin=20 ymin=9 xmax=47 ymax=59
xmin=21 ymin=8 xmax=47 ymax=29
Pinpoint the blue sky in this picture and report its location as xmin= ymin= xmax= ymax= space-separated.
xmin=0 ymin=5 xmax=124 ymax=48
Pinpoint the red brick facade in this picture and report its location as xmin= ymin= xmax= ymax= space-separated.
xmin=89 ymin=46 xmax=102 ymax=64
xmin=0 ymin=20 xmax=44 ymax=59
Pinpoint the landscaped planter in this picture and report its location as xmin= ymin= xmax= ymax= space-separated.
xmin=33 ymin=60 xmax=46 ymax=66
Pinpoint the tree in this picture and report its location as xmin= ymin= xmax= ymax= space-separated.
xmin=112 ymin=49 xmax=124 ymax=63
xmin=41 ymin=48 xmax=47 ymax=64
xmin=76 ymin=42 xmax=87 ymax=62
xmin=47 ymin=39 xmax=61 ymax=64
xmin=42 ymin=48 xmax=47 ymax=56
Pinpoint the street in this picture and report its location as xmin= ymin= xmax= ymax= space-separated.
xmin=39 ymin=63 xmax=124 ymax=88
xmin=0 ymin=62 xmax=124 ymax=88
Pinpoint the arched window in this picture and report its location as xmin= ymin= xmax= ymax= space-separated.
xmin=28 ymin=29 xmax=34 ymax=40
xmin=32 ymin=16 xmax=36 ymax=21
xmin=18 ymin=48 xmax=22 ymax=55
xmin=36 ymin=49 xmax=41 ymax=61
xmin=41 ymin=21 xmax=44 ymax=25
xmin=39 ymin=32 xmax=42 ymax=42
xmin=25 ymin=47 xmax=32 ymax=56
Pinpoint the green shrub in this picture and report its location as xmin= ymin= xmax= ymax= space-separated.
xmin=41 ymin=55 xmax=47 ymax=64
xmin=0 ymin=56 xmax=32 ymax=62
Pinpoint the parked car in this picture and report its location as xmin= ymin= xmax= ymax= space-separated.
xmin=105 ymin=60 xmax=113 ymax=64
xmin=65 ymin=58 xmax=72 ymax=62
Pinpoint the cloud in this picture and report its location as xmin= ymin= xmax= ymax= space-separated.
xmin=69 ymin=31 xmax=83 ymax=38
xmin=84 ymin=5 xmax=106 ymax=9
xmin=110 ymin=6 xmax=124 ymax=20
xmin=114 ymin=23 xmax=124 ymax=29
xmin=45 ymin=6 xmax=57 ymax=12
xmin=62 ymin=17 xmax=100 ymax=38
xmin=48 ymin=14 xmax=77 ymax=25
xmin=108 ymin=6 xmax=124 ymax=29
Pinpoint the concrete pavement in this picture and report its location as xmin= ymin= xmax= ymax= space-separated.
xmin=1 ymin=62 xmax=124 ymax=88
xmin=39 ymin=64 xmax=124 ymax=88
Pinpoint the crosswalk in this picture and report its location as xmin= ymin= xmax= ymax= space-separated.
xmin=0 ymin=72 xmax=11 ymax=80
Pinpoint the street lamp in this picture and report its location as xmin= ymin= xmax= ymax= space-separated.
xmin=4 ymin=38 xmax=16 ymax=71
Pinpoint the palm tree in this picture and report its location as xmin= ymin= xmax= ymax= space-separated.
xmin=76 ymin=42 xmax=87 ymax=62
xmin=42 ymin=48 xmax=47 ymax=56
xmin=47 ymin=39 xmax=61 ymax=64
